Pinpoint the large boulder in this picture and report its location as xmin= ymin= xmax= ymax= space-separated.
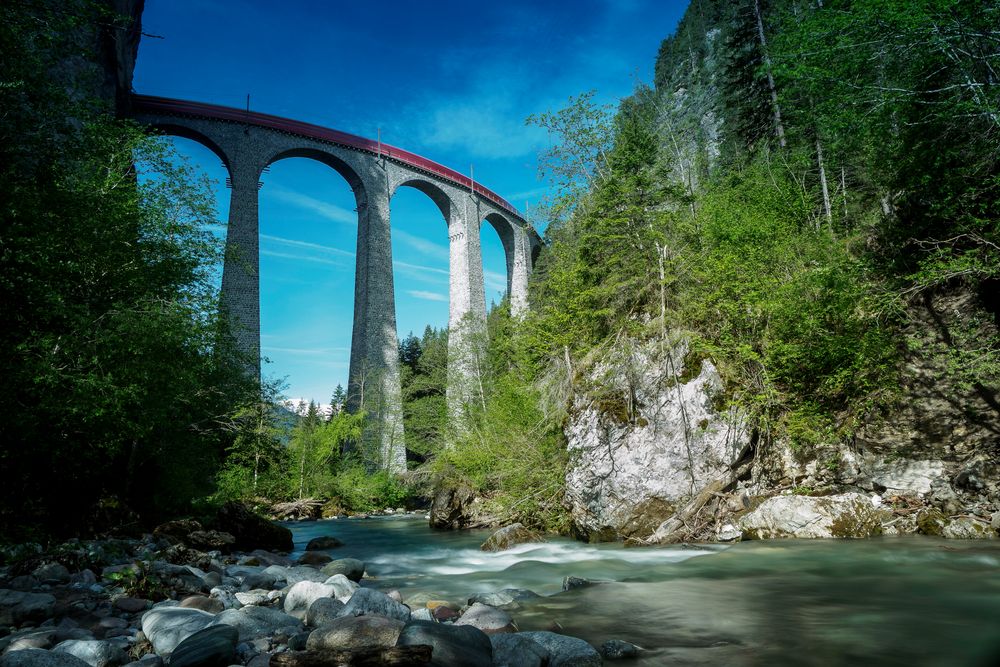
xmin=338 ymin=588 xmax=410 ymax=622
xmin=564 ymin=338 xmax=749 ymax=541
xmin=453 ymin=604 xmax=516 ymax=635
xmin=306 ymin=616 xmax=404 ymax=651
xmin=213 ymin=503 xmax=292 ymax=553
xmin=153 ymin=519 xmax=203 ymax=545
xmin=51 ymin=641 xmax=126 ymax=667
xmin=0 ymin=650 xmax=93 ymax=667
xmin=320 ymin=559 xmax=365 ymax=583
xmin=0 ymin=590 xmax=56 ymax=626
xmin=518 ymin=632 xmax=601 ymax=667
xmin=305 ymin=598 xmax=345 ymax=627
xmin=395 ymin=620 xmax=492 ymax=667
xmin=739 ymin=493 xmax=884 ymax=539
xmin=209 ymin=606 xmax=301 ymax=642
xmin=305 ymin=536 xmax=342 ymax=551
xmin=429 ymin=485 xmax=477 ymax=530
xmin=490 ymin=634 xmax=550 ymax=667
xmin=167 ymin=625 xmax=238 ymax=667
xmin=322 ymin=574 xmax=358 ymax=602
xmin=140 ymin=608 xmax=216 ymax=656
xmin=479 ymin=524 xmax=541 ymax=552
xmin=283 ymin=582 xmax=337 ymax=619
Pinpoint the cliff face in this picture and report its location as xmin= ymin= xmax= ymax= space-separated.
xmin=561 ymin=0 xmax=999 ymax=542
xmin=46 ymin=0 xmax=144 ymax=115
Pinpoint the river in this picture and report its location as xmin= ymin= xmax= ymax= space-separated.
xmin=287 ymin=515 xmax=1000 ymax=666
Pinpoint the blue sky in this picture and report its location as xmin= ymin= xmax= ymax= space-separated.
xmin=133 ymin=0 xmax=688 ymax=404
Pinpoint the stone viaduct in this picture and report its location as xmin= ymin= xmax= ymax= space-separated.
xmin=131 ymin=95 xmax=541 ymax=472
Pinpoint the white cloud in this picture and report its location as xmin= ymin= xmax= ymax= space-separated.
xmin=407 ymin=290 xmax=448 ymax=302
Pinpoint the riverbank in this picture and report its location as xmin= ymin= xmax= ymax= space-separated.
xmin=4 ymin=513 xmax=1000 ymax=666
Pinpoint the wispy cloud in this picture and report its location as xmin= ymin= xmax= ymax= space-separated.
xmin=407 ymin=290 xmax=447 ymax=302
xmin=393 ymin=229 xmax=449 ymax=263
xmin=392 ymin=261 xmax=449 ymax=284
xmin=261 ymin=250 xmax=347 ymax=267
xmin=262 ymin=234 xmax=354 ymax=257
xmin=268 ymin=186 xmax=357 ymax=225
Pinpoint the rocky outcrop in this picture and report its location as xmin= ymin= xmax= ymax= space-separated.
xmin=564 ymin=337 xmax=750 ymax=541
xmin=739 ymin=493 xmax=885 ymax=539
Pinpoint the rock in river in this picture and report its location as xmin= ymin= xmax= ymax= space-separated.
xmin=518 ymin=631 xmax=602 ymax=667
xmin=320 ymin=559 xmax=365 ymax=583
xmin=304 ymin=536 xmax=342 ymax=551
xmin=0 ymin=590 xmax=56 ymax=626
xmin=395 ymin=620 xmax=492 ymax=667
xmin=490 ymin=634 xmax=550 ymax=667
xmin=480 ymin=524 xmax=542 ymax=552
xmin=51 ymin=641 xmax=127 ymax=667
xmin=210 ymin=606 xmax=302 ymax=642
xmin=338 ymin=588 xmax=410 ymax=622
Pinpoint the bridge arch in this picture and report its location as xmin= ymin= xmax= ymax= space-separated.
xmin=391 ymin=178 xmax=456 ymax=223
xmin=146 ymin=122 xmax=232 ymax=174
xmin=265 ymin=147 xmax=368 ymax=211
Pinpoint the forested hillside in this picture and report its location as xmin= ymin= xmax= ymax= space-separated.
xmin=432 ymin=0 xmax=1000 ymax=537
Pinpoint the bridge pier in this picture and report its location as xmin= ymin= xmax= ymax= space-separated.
xmin=445 ymin=194 xmax=488 ymax=426
xmin=220 ymin=161 xmax=262 ymax=377
xmin=346 ymin=175 xmax=406 ymax=473
xmin=510 ymin=225 xmax=532 ymax=318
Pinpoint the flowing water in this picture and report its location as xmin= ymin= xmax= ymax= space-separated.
xmin=288 ymin=516 xmax=1000 ymax=666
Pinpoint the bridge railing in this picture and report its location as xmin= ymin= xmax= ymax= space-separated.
xmin=131 ymin=94 xmax=528 ymax=224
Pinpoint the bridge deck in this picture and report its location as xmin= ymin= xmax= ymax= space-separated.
xmin=131 ymin=94 xmax=524 ymax=221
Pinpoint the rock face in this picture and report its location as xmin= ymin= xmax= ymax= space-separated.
xmin=739 ymin=493 xmax=884 ymax=539
xmin=480 ymin=524 xmax=541 ymax=552
xmin=564 ymin=338 xmax=749 ymax=541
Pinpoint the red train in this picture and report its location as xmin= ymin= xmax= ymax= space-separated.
xmin=131 ymin=94 xmax=524 ymax=221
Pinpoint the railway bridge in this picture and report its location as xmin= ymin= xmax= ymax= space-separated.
xmin=131 ymin=95 xmax=542 ymax=471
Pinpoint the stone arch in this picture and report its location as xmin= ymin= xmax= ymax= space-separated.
xmin=391 ymin=178 xmax=455 ymax=223
xmin=482 ymin=212 xmax=517 ymax=295
xmin=265 ymin=146 xmax=368 ymax=211
xmin=146 ymin=122 xmax=232 ymax=174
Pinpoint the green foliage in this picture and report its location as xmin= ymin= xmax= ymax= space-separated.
xmin=327 ymin=463 xmax=411 ymax=513
xmin=0 ymin=0 xmax=255 ymax=537
xmin=399 ymin=327 xmax=448 ymax=458
xmin=105 ymin=561 xmax=168 ymax=600
xmin=434 ymin=369 xmax=569 ymax=533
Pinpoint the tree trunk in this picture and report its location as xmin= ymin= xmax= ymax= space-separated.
xmin=753 ymin=0 xmax=787 ymax=147
xmin=269 ymin=646 xmax=432 ymax=667
xmin=816 ymin=137 xmax=833 ymax=230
